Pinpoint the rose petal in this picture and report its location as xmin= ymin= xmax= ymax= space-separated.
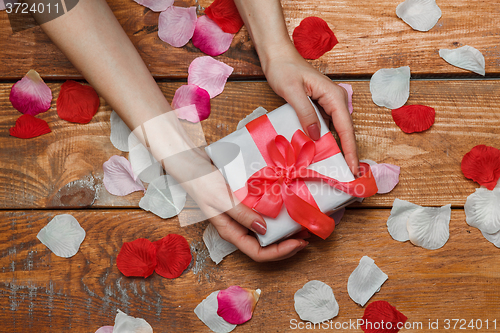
xmin=236 ymin=106 xmax=268 ymax=130
xmin=95 ymin=327 xmax=114 ymax=333
xmin=158 ymin=6 xmax=197 ymax=47
xmin=153 ymin=234 xmax=192 ymax=278
xmin=133 ymin=0 xmax=173 ymax=12
xmin=347 ymin=256 xmax=388 ymax=307
xmin=112 ymin=309 xmax=153 ymax=333
xmin=439 ymin=45 xmax=485 ymax=76
xmin=481 ymin=229 xmax=500 ymax=248
xmin=194 ymin=291 xmax=237 ymax=333
xmin=217 ymin=286 xmax=261 ymax=325
xmin=188 ymin=56 xmax=234 ymax=98
xmin=139 ymin=175 xmax=187 ymax=219
xmin=128 ymin=140 xmax=163 ymax=183
xmin=370 ymin=66 xmax=411 ymax=109
xmin=396 ymin=0 xmax=442 ymax=32
xmin=174 ymin=104 xmax=202 ymax=123
xmin=361 ymin=300 xmax=407 ymax=333
xmin=205 ymin=0 xmax=244 ymax=34
xmin=57 ymin=80 xmax=100 ymax=124
xmin=332 ymin=208 xmax=345 ymax=226
xmin=203 ymin=223 xmax=238 ymax=264
xmin=292 ymin=17 xmax=338 ymax=60
xmin=192 ymin=15 xmax=234 ymax=57
xmin=9 ymin=114 xmax=51 ymax=139
xmin=0 ymin=1 xmax=5 ymax=10
xmin=294 ymin=280 xmax=339 ymax=324
xmin=103 ymin=155 xmax=145 ymax=196
xmin=464 ymin=186 xmax=500 ymax=234
xmin=110 ymin=111 xmax=132 ymax=152
xmin=407 ymin=204 xmax=451 ymax=250
xmin=10 ymin=70 xmax=52 ymax=116
xmin=37 ymin=214 xmax=86 ymax=258
xmin=172 ymin=85 xmax=211 ymax=122
xmin=391 ymin=105 xmax=435 ymax=133
xmin=387 ymin=198 xmax=421 ymax=242
xmin=370 ymin=163 xmax=401 ymax=194
xmin=116 ymin=238 xmax=157 ymax=278
xmin=461 ymin=145 xmax=500 ymax=190
xmin=338 ymin=83 xmax=354 ymax=114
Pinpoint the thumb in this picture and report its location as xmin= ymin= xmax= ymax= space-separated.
xmin=226 ymin=203 xmax=267 ymax=235
xmin=283 ymin=84 xmax=322 ymax=141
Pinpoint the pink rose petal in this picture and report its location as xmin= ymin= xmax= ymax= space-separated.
xmin=371 ymin=163 xmax=401 ymax=194
xmin=0 ymin=1 xmax=5 ymax=10
xmin=95 ymin=327 xmax=113 ymax=333
xmin=338 ymin=83 xmax=354 ymax=114
xmin=217 ymin=286 xmax=260 ymax=325
xmin=192 ymin=15 xmax=234 ymax=57
xmin=172 ymin=84 xmax=211 ymax=121
xmin=188 ymin=56 xmax=234 ymax=98
xmin=10 ymin=70 xmax=52 ymax=116
xmin=103 ymin=155 xmax=145 ymax=196
xmin=134 ymin=0 xmax=173 ymax=12
xmin=175 ymin=104 xmax=202 ymax=123
xmin=332 ymin=207 xmax=345 ymax=226
xmin=158 ymin=6 xmax=197 ymax=48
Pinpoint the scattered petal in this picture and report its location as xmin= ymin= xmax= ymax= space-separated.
xmin=347 ymin=256 xmax=388 ymax=307
xmin=194 ymin=291 xmax=237 ymax=333
xmin=332 ymin=208 xmax=345 ymax=226
xmin=110 ymin=111 xmax=132 ymax=152
xmin=128 ymin=142 xmax=163 ymax=183
xmin=158 ymin=6 xmax=197 ymax=47
xmin=57 ymin=80 xmax=100 ymax=124
xmin=370 ymin=66 xmax=411 ymax=109
xmin=10 ymin=70 xmax=52 ymax=116
xmin=439 ymin=46 xmax=485 ymax=76
xmin=113 ymin=309 xmax=153 ymax=333
xmin=370 ymin=163 xmax=401 ymax=194
xmin=172 ymin=85 xmax=211 ymax=121
xmin=217 ymin=286 xmax=261 ymax=325
xmin=461 ymin=145 xmax=500 ymax=190
xmin=464 ymin=186 xmax=500 ymax=234
xmin=203 ymin=223 xmax=238 ymax=264
xmin=292 ymin=17 xmax=338 ymax=60
xmin=205 ymin=0 xmax=244 ymax=34
xmin=338 ymin=83 xmax=354 ymax=114
xmin=154 ymin=234 xmax=192 ymax=278
xmin=95 ymin=327 xmax=114 ymax=333
xmin=37 ymin=214 xmax=86 ymax=258
xmin=294 ymin=280 xmax=339 ymax=324
xmin=139 ymin=175 xmax=187 ymax=218
xmin=0 ymin=1 xmax=5 ymax=10
xmin=192 ymin=15 xmax=234 ymax=57
xmin=407 ymin=204 xmax=451 ymax=250
xmin=387 ymin=198 xmax=420 ymax=242
xmin=361 ymin=300 xmax=407 ymax=333
xmin=236 ymin=106 xmax=268 ymax=130
xmin=391 ymin=105 xmax=435 ymax=133
xmin=481 ymin=229 xmax=500 ymax=248
xmin=133 ymin=0 xmax=173 ymax=12
xmin=396 ymin=0 xmax=442 ymax=32
xmin=188 ymin=56 xmax=234 ymax=98
xmin=9 ymin=114 xmax=51 ymax=139
xmin=116 ymin=238 xmax=157 ymax=278
xmin=103 ymin=155 xmax=145 ymax=196
xmin=175 ymin=104 xmax=201 ymax=123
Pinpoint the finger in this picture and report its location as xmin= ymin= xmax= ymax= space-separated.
xmin=225 ymin=202 xmax=268 ymax=235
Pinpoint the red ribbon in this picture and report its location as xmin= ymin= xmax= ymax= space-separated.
xmin=236 ymin=115 xmax=378 ymax=240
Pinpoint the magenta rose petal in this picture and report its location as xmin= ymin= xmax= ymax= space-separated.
xmin=217 ymin=286 xmax=261 ymax=325
xmin=188 ymin=56 xmax=234 ymax=98
xmin=10 ymin=70 xmax=52 ymax=116
xmin=158 ymin=6 xmax=197 ymax=48
xmin=172 ymin=84 xmax=211 ymax=122
xmin=192 ymin=15 xmax=234 ymax=57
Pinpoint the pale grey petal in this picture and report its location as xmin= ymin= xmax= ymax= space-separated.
xmin=294 ymin=280 xmax=339 ymax=324
xmin=370 ymin=66 xmax=411 ymax=109
xmin=464 ymin=187 xmax=500 ymax=234
xmin=37 ymin=214 xmax=86 ymax=258
xmin=387 ymin=198 xmax=421 ymax=242
xmin=110 ymin=111 xmax=132 ymax=152
xmin=407 ymin=204 xmax=451 ymax=250
xmin=236 ymin=107 xmax=268 ymax=130
xmin=396 ymin=0 xmax=442 ymax=31
xmin=112 ymin=309 xmax=153 ymax=333
xmin=203 ymin=223 xmax=238 ymax=264
xmin=139 ymin=175 xmax=187 ymax=219
xmin=347 ymin=256 xmax=388 ymax=307
xmin=194 ymin=291 xmax=236 ymax=333
xmin=439 ymin=46 xmax=485 ymax=76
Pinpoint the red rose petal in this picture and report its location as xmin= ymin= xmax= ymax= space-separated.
xmin=292 ymin=17 xmax=338 ymax=60
xmin=205 ymin=0 xmax=244 ymax=34
xmin=116 ymin=238 xmax=157 ymax=278
xmin=9 ymin=114 xmax=51 ymax=139
xmin=361 ymin=300 xmax=407 ymax=333
xmin=461 ymin=145 xmax=500 ymax=190
xmin=57 ymin=80 xmax=100 ymax=124
xmin=154 ymin=234 xmax=191 ymax=279
xmin=391 ymin=105 xmax=435 ymax=133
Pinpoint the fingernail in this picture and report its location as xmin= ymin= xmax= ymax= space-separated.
xmin=299 ymin=240 xmax=309 ymax=248
xmin=251 ymin=221 xmax=267 ymax=235
xmin=307 ymin=123 xmax=321 ymax=141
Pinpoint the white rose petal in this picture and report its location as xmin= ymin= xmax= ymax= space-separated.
xmin=439 ymin=46 xmax=485 ymax=76
xmin=37 ymin=214 xmax=86 ymax=258
xmin=294 ymin=280 xmax=339 ymax=324
xmin=396 ymin=0 xmax=442 ymax=32
xmin=370 ymin=66 xmax=411 ymax=109
xmin=347 ymin=256 xmax=388 ymax=307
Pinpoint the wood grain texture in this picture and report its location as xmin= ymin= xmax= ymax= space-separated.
xmin=1 ymin=0 xmax=500 ymax=79
xmin=1 ymin=209 xmax=499 ymax=332
xmin=0 ymin=80 xmax=499 ymax=209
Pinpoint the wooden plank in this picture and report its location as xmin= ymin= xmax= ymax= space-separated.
xmin=1 ymin=209 xmax=499 ymax=332
xmin=1 ymin=0 xmax=500 ymax=79
xmin=0 ymin=80 xmax=499 ymax=208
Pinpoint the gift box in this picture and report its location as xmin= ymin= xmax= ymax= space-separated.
xmin=205 ymin=102 xmax=377 ymax=246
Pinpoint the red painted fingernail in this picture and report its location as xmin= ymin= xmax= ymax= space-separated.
xmin=307 ymin=123 xmax=321 ymax=141
xmin=251 ymin=221 xmax=267 ymax=235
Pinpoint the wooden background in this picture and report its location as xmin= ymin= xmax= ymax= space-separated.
xmin=1 ymin=0 xmax=500 ymax=332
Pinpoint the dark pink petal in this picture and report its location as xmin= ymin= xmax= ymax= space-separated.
xmin=371 ymin=163 xmax=401 ymax=194
xmin=134 ymin=0 xmax=173 ymax=12
xmin=103 ymin=155 xmax=145 ymax=196
xmin=172 ymin=84 xmax=211 ymax=121
xmin=217 ymin=286 xmax=261 ymax=324
xmin=158 ymin=6 xmax=197 ymax=48
xmin=192 ymin=15 xmax=234 ymax=57
xmin=188 ymin=56 xmax=234 ymax=98
xmin=10 ymin=70 xmax=52 ymax=116
xmin=338 ymin=83 xmax=354 ymax=114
